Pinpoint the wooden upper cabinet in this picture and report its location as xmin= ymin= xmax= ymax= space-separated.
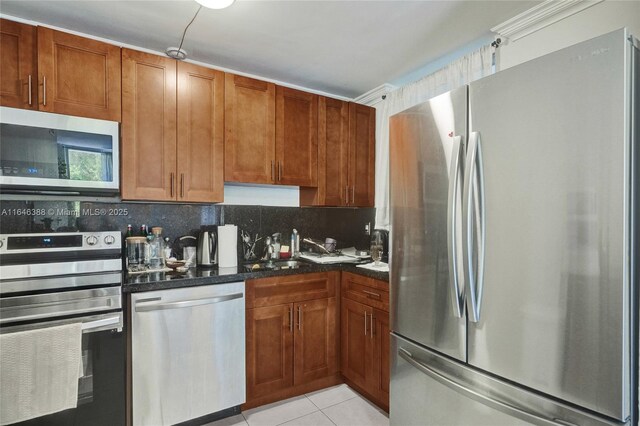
xmin=348 ymin=103 xmax=375 ymax=207
xmin=300 ymin=96 xmax=348 ymax=206
xmin=276 ymin=86 xmax=318 ymax=186
xmin=225 ymin=73 xmax=276 ymax=184
xmin=0 ymin=19 xmax=37 ymax=109
xmin=177 ymin=62 xmax=224 ymax=202
xmin=37 ymin=27 xmax=121 ymax=121
xmin=121 ymin=49 xmax=176 ymax=201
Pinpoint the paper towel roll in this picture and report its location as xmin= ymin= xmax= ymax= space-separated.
xmin=217 ymin=225 xmax=238 ymax=268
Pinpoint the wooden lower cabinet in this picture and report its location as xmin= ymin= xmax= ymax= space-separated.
xmin=245 ymin=272 xmax=340 ymax=408
xmin=340 ymin=273 xmax=389 ymax=411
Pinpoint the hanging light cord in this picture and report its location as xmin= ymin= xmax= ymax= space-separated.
xmin=177 ymin=5 xmax=203 ymax=53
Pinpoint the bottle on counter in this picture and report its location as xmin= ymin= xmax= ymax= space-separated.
xmin=126 ymin=224 xmax=134 ymax=237
xmin=140 ymin=224 xmax=148 ymax=237
xmin=163 ymin=237 xmax=172 ymax=260
xmin=147 ymin=227 xmax=165 ymax=270
xmin=271 ymin=233 xmax=281 ymax=259
xmin=291 ymin=229 xmax=299 ymax=258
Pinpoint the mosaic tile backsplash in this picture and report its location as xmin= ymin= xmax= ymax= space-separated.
xmin=0 ymin=199 xmax=375 ymax=262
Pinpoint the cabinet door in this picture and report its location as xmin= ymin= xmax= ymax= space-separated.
xmin=37 ymin=27 xmax=121 ymax=121
xmin=348 ymin=103 xmax=375 ymax=207
xmin=177 ymin=62 xmax=224 ymax=202
xmin=300 ymin=96 xmax=348 ymax=206
xmin=294 ymin=298 xmax=337 ymax=386
xmin=121 ymin=49 xmax=176 ymax=201
xmin=224 ymin=73 xmax=275 ymax=184
xmin=246 ymin=304 xmax=294 ymax=399
xmin=0 ymin=19 xmax=37 ymax=109
xmin=341 ymin=297 xmax=372 ymax=391
xmin=372 ymin=307 xmax=390 ymax=409
xmin=275 ymin=86 xmax=318 ymax=186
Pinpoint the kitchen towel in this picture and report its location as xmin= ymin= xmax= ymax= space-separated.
xmin=356 ymin=261 xmax=389 ymax=272
xmin=0 ymin=323 xmax=83 ymax=425
xmin=217 ymin=224 xmax=238 ymax=268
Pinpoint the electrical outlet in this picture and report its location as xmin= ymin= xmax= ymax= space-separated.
xmin=364 ymin=222 xmax=371 ymax=235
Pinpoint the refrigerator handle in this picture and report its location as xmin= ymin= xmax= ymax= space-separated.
xmin=397 ymin=348 xmax=565 ymax=426
xmin=447 ymin=135 xmax=465 ymax=318
xmin=463 ymin=131 xmax=486 ymax=323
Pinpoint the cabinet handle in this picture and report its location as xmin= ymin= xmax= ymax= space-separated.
xmin=289 ymin=308 xmax=293 ymax=332
xmin=345 ymin=186 xmax=349 ymax=205
xmin=180 ymin=173 xmax=184 ymax=198
xmin=370 ymin=313 xmax=376 ymax=339
xmin=278 ymin=162 xmax=282 ymax=182
xmin=271 ymin=160 xmax=275 ymax=182
xmin=42 ymin=75 xmax=46 ymax=106
xmin=28 ymin=75 xmax=32 ymax=106
xmin=364 ymin=310 xmax=367 ymax=336
xmin=362 ymin=289 xmax=381 ymax=298
xmin=170 ymin=173 xmax=174 ymax=197
xmin=298 ymin=306 xmax=302 ymax=330
xmin=352 ymin=186 xmax=355 ymax=204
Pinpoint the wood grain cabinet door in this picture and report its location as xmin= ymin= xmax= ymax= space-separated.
xmin=372 ymin=307 xmax=390 ymax=410
xmin=293 ymin=298 xmax=337 ymax=386
xmin=348 ymin=103 xmax=375 ymax=207
xmin=121 ymin=49 xmax=176 ymax=201
xmin=341 ymin=297 xmax=373 ymax=391
xmin=0 ymin=19 xmax=37 ymax=109
xmin=37 ymin=27 xmax=121 ymax=121
xmin=224 ymin=73 xmax=276 ymax=184
xmin=176 ymin=62 xmax=224 ymax=202
xmin=246 ymin=304 xmax=294 ymax=399
xmin=300 ymin=96 xmax=348 ymax=206
xmin=275 ymin=86 xmax=318 ymax=186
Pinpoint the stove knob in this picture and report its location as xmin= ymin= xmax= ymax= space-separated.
xmin=87 ymin=235 xmax=99 ymax=246
xmin=104 ymin=235 xmax=116 ymax=245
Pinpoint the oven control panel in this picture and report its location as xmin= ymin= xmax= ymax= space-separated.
xmin=0 ymin=231 xmax=122 ymax=254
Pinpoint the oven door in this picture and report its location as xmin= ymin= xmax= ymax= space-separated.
xmin=1 ymin=312 xmax=125 ymax=426
xmin=0 ymin=106 xmax=119 ymax=194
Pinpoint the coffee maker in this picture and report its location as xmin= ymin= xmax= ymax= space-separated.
xmin=370 ymin=229 xmax=389 ymax=263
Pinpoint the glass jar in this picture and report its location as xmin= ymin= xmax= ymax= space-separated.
xmin=147 ymin=227 xmax=165 ymax=270
xmin=126 ymin=237 xmax=149 ymax=273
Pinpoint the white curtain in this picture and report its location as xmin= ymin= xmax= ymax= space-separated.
xmin=374 ymin=45 xmax=494 ymax=230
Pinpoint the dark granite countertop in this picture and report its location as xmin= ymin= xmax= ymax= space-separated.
xmin=123 ymin=260 xmax=388 ymax=293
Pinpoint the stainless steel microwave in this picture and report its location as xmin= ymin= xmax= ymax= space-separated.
xmin=0 ymin=107 xmax=119 ymax=194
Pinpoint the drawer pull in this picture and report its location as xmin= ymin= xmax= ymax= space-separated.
xmin=362 ymin=290 xmax=381 ymax=298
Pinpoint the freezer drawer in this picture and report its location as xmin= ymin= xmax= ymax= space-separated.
xmin=131 ymin=282 xmax=246 ymax=426
xmin=390 ymin=334 xmax=627 ymax=426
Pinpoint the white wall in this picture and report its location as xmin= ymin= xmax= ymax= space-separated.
xmin=498 ymin=0 xmax=640 ymax=70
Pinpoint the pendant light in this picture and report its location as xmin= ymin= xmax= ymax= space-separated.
xmin=195 ymin=0 xmax=235 ymax=9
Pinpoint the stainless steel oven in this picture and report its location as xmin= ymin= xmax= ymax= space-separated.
xmin=0 ymin=232 xmax=125 ymax=426
xmin=0 ymin=107 xmax=119 ymax=194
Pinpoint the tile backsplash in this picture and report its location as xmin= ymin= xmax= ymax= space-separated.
xmin=0 ymin=199 xmax=375 ymax=262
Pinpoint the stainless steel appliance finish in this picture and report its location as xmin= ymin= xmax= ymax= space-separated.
xmin=197 ymin=228 xmax=218 ymax=266
xmin=0 ymin=231 xmax=125 ymax=425
xmin=131 ymin=281 xmax=246 ymax=426
xmin=389 ymin=85 xmax=468 ymax=362
xmin=0 ymin=107 xmax=120 ymax=193
xmin=389 ymin=29 xmax=637 ymax=426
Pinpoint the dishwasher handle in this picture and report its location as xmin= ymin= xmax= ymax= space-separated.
xmin=135 ymin=292 xmax=243 ymax=312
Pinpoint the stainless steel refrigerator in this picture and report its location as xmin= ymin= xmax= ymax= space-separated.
xmin=389 ymin=29 xmax=638 ymax=426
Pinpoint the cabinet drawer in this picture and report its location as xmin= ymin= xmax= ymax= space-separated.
xmin=341 ymin=272 xmax=389 ymax=312
xmin=247 ymin=272 xmax=338 ymax=308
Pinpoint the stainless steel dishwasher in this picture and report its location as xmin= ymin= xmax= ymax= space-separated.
xmin=131 ymin=282 xmax=245 ymax=426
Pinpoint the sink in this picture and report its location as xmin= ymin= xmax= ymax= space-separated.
xmin=243 ymin=259 xmax=311 ymax=272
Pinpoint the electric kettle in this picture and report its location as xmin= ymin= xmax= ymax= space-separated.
xmin=196 ymin=228 xmax=218 ymax=267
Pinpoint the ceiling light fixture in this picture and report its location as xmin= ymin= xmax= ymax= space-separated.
xmin=195 ymin=0 xmax=235 ymax=9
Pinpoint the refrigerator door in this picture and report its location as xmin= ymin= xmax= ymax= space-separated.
xmin=389 ymin=86 xmax=467 ymax=361
xmin=391 ymin=334 xmax=628 ymax=426
xmin=466 ymin=29 xmax=632 ymax=421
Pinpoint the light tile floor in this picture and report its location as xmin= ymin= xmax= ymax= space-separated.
xmin=205 ymin=384 xmax=389 ymax=426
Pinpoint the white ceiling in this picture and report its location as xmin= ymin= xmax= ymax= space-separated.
xmin=0 ymin=0 xmax=539 ymax=99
